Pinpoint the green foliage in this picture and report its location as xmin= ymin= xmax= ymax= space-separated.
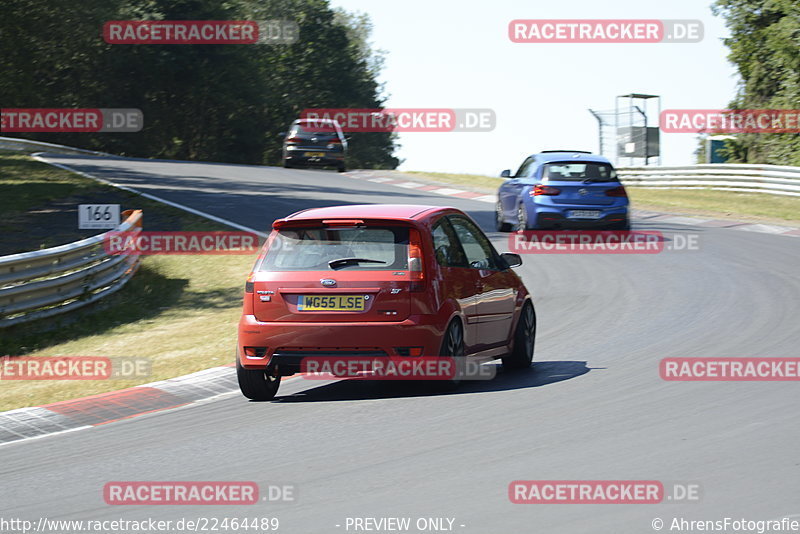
xmin=712 ymin=0 xmax=800 ymax=165
xmin=695 ymin=135 xmax=708 ymax=164
xmin=0 ymin=0 xmax=399 ymax=168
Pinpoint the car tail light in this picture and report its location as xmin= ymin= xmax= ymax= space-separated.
xmin=531 ymin=185 xmax=561 ymax=196
xmin=323 ymin=219 xmax=365 ymax=227
xmin=408 ymin=229 xmax=425 ymax=292
xmin=285 ymin=136 xmax=301 ymax=143
xmin=243 ymin=277 xmax=255 ymax=314
xmin=395 ymin=347 xmax=424 ymax=357
xmin=605 ymin=186 xmax=628 ymax=197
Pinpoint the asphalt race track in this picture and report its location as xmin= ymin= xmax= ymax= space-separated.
xmin=3 ymin=154 xmax=800 ymax=533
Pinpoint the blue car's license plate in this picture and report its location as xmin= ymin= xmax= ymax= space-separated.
xmin=567 ymin=210 xmax=602 ymax=219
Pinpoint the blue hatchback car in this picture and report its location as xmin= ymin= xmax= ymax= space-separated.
xmin=495 ymin=151 xmax=630 ymax=231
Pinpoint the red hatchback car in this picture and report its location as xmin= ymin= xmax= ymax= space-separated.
xmin=237 ymin=204 xmax=536 ymax=400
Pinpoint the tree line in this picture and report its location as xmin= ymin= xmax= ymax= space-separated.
xmin=0 ymin=0 xmax=400 ymax=169
xmin=712 ymin=0 xmax=800 ymax=165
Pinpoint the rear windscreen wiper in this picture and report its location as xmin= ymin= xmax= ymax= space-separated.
xmin=328 ymin=258 xmax=387 ymax=270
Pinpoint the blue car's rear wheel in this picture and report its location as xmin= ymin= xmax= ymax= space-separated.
xmin=517 ymin=203 xmax=533 ymax=231
xmin=495 ymin=202 xmax=513 ymax=232
xmin=610 ymin=218 xmax=631 ymax=230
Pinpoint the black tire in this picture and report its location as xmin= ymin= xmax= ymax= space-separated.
xmin=337 ymin=164 xmax=346 ymax=173
xmin=517 ymin=203 xmax=532 ymax=231
xmin=237 ymin=359 xmax=281 ymax=400
xmin=502 ymin=302 xmax=536 ymax=370
xmin=610 ymin=219 xmax=631 ymax=231
xmin=283 ymin=161 xmax=293 ymax=169
xmin=437 ymin=319 xmax=465 ymax=388
xmin=495 ymin=202 xmax=513 ymax=232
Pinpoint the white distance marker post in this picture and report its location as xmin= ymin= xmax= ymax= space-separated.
xmin=79 ymin=204 xmax=121 ymax=229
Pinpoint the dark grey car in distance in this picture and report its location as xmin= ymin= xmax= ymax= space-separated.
xmin=281 ymin=118 xmax=348 ymax=172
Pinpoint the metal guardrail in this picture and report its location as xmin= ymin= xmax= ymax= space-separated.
xmin=0 ymin=210 xmax=143 ymax=328
xmin=617 ymin=164 xmax=800 ymax=196
xmin=0 ymin=136 xmax=109 ymax=156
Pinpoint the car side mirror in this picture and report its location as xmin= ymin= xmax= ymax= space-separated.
xmin=278 ymin=132 xmax=286 ymax=137
xmin=500 ymin=169 xmax=512 ymax=178
xmin=500 ymin=252 xmax=522 ymax=268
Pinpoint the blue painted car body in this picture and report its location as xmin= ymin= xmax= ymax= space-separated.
xmin=495 ymin=151 xmax=630 ymax=231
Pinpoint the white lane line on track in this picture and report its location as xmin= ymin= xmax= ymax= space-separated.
xmin=0 ymin=371 xmax=313 ymax=448
xmin=47 ymin=373 xmax=317 ymax=435
xmin=429 ymin=187 xmax=466 ymax=195
xmin=0 ymin=423 xmax=93 ymax=449
xmin=40 ymin=157 xmax=799 ymax=254
xmin=737 ymin=224 xmax=796 ymax=235
xmin=33 ymin=155 xmax=268 ymax=238
xmin=655 ymin=216 xmax=713 ymax=226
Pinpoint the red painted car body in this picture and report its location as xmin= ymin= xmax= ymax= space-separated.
xmin=236 ymin=204 xmax=535 ymax=399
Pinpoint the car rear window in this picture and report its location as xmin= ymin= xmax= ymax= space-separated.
xmin=259 ymin=226 xmax=409 ymax=271
xmin=542 ymin=162 xmax=617 ymax=181
xmin=292 ymin=122 xmax=339 ymax=135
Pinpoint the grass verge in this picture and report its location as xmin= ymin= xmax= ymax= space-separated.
xmin=403 ymin=170 xmax=800 ymax=226
xmin=626 ymin=188 xmax=800 ymax=225
xmin=0 ymin=151 xmax=258 ymax=411
xmin=0 ymin=149 xmax=231 ymax=255
xmin=405 ymin=171 xmax=503 ymax=191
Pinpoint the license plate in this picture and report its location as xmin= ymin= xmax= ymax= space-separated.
xmin=567 ymin=210 xmax=602 ymax=219
xmin=304 ymin=152 xmax=325 ymax=157
xmin=297 ymin=295 xmax=365 ymax=312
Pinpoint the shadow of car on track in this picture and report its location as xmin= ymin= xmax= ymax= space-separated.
xmin=268 ymin=360 xmax=592 ymax=403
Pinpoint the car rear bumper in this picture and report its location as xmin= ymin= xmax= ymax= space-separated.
xmin=237 ymin=314 xmax=445 ymax=373
xmin=528 ymin=202 xmax=629 ymax=229
xmin=535 ymin=210 xmax=629 ymax=229
xmin=283 ymin=149 xmax=345 ymax=167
